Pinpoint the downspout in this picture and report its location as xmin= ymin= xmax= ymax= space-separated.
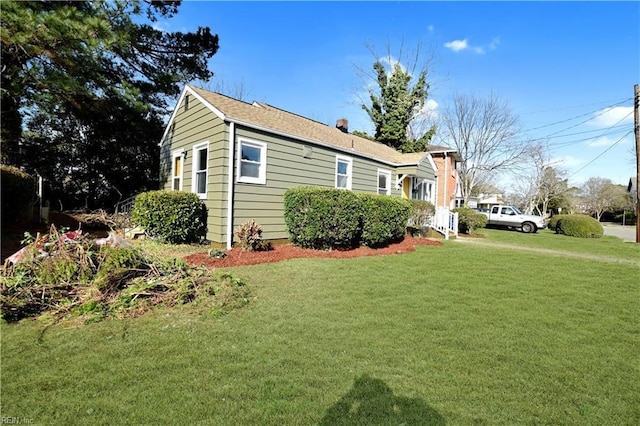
xmin=226 ymin=122 xmax=236 ymax=250
xmin=443 ymin=152 xmax=448 ymax=209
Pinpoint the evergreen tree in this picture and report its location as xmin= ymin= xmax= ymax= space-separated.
xmin=0 ymin=0 xmax=219 ymax=209
xmin=361 ymin=61 xmax=435 ymax=153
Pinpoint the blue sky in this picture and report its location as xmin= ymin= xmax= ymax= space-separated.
xmin=160 ymin=1 xmax=639 ymax=189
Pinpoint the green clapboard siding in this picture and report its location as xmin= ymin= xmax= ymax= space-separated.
xmin=160 ymin=93 xmax=229 ymax=244
xmin=162 ymin=89 xmax=436 ymax=246
xmin=230 ymin=126 xmax=404 ymax=241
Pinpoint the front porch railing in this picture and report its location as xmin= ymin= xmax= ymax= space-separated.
xmin=430 ymin=207 xmax=458 ymax=240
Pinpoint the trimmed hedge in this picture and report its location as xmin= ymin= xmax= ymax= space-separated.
xmin=358 ymin=193 xmax=411 ymax=247
xmin=554 ymin=214 xmax=603 ymax=238
xmin=283 ymin=187 xmax=412 ymax=249
xmin=453 ymin=207 xmax=487 ymax=234
xmin=1 ymin=165 xmax=35 ymax=225
xmin=283 ymin=187 xmax=362 ymax=250
xmin=132 ymin=190 xmax=206 ymax=244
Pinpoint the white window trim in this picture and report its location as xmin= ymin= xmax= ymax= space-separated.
xmin=171 ymin=149 xmax=184 ymax=191
xmin=191 ymin=141 xmax=209 ymax=199
xmin=412 ymin=178 xmax=436 ymax=204
xmin=237 ymin=138 xmax=267 ymax=185
xmin=335 ymin=155 xmax=353 ymax=190
xmin=377 ymin=169 xmax=391 ymax=195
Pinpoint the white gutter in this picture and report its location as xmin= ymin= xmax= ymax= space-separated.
xmin=226 ymin=122 xmax=236 ymax=250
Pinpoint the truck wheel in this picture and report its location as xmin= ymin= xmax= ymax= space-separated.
xmin=521 ymin=222 xmax=535 ymax=233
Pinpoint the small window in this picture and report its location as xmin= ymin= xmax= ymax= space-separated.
xmin=172 ymin=150 xmax=184 ymax=191
xmin=237 ymin=139 xmax=267 ymax=184
xmin=335 ymin=156 xmax=352 ymax=190
xmin=192 ymin=142 xmax=209 ymax=199
xmin=377 ymin=169 xmax=391 ymax=195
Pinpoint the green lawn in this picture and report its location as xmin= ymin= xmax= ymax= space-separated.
xmin=2 ymin=232 xmax=639 ymax=424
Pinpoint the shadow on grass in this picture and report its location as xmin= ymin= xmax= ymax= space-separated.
xmin=319 ymin=374 xmax=444 ymax=425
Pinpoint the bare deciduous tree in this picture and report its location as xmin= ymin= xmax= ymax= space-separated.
xmin=580 ymin=177 xmax=629 ymax=221
xmin=204 ymin=79 xmax=251 ymax=101
xmin=440 ymin=92 xmax=529 ymax=206
xmin=512 ymin=144 xmax=570 ymax=215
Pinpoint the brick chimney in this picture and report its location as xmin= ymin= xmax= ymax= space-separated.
xmin=336 ymin=118 xmax=348 ymax=133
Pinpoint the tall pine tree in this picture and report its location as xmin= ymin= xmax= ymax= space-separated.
xmin=0 ymin=0 xmax=219 ymax=209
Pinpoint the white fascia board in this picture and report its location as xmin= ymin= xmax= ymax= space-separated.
xmin=158 ymin=85 xmax=227 ymax=147
xmin=426 ymin=153 xmax=438 ymax=172
xmin=225 ymin=117 xmax=400 ymax=168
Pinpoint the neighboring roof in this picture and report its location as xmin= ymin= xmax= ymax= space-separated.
xmin=427 ymin=144 xmax=462 ymax=160
xmin=175 ymin=85 xmax=432 ymax=167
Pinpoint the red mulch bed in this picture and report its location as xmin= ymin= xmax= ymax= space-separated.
xmin=185 ymin=236 xmax=443 ymax=268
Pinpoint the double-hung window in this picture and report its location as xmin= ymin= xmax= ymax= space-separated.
xmin=377 ymin=169 xmax=391 ymax=195
xmin=171 ymin=150 xmax=184 ymax=191
xmin=335 ymin=156 xmax=352 ymax=190
xmin=192 ymin=142 xmax=209 ymax=199
xmin=237 ymin=138 xmax=267 ymax=184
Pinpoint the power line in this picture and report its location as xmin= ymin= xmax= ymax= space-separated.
xmin=519 ymin=97 xmax=632 ymax=116
xmin=568 ymin=130 xmax=634 ymax=179
xmin=522 ymin=97 xmax=632 ymax=133
xmin=548 ymin=127 xmax=631 ymax=151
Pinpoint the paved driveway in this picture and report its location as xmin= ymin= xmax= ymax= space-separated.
xmin=601 ymin=224 xmax=637 ymax=243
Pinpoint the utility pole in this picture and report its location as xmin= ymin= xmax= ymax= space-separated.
xmin=635 ymin=84 xmax=639 ymax=243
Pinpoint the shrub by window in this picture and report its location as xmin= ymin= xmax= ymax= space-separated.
xmin=284 ymin=186 xmax=362 ymax=250
xmin=284 ymin=187 xmax=411 ymax=250
xmin=358 ymin=193 xmax=411 ymax=247
xmin=132 ymin=190 xmax=206 ymax=244
xmin=408 ymin=199 xmax=436 ymax=227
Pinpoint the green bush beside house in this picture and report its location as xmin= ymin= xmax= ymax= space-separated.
xmin=283 ymin=187 xmax=411 ymax=250
xmin=132 ymin=190 xmax=206 ymax=244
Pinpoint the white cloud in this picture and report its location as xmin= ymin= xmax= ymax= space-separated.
xmin=444 ymin=39 xmax=468 ymax=52
xmin=445 ymin=37 xmax=500 ymax=55
xmin=550 ymin=155 xmax=583 ymax=168
xmin=588 ymin=106 xmax=633 ymax=127
xmin=587 ymin=136 xmax=616 ymax=148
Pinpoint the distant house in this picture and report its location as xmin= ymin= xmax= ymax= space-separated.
xmin=159 ymin=85 xmax=457 ymax=248
xmin=455 ymin=185 xmax=504 ymax=210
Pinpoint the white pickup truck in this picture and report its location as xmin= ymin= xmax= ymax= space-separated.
xmin=479 ymin=205 xmax=547 ymax=233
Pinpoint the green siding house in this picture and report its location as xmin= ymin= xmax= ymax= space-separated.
xmin=159 ymin=85 xmax=438 ymax=248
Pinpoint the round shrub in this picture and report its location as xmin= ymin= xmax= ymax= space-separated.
xmin=1 ymin=165 xmax=35 ymax=225
xmin=284 ymin=187 xmax=362 ymax=250
xmin=555 ymin=214 xmax=603 ymax=238
xmin=358 ymin=193 xmax=411 ymax=247
xmin=453 ymin=207 xmax=487 ymax=234
xmin=408 ymin=199 xmax=435 ymax=227
xmin=132 ymin=190 xmax=206 ymax=244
